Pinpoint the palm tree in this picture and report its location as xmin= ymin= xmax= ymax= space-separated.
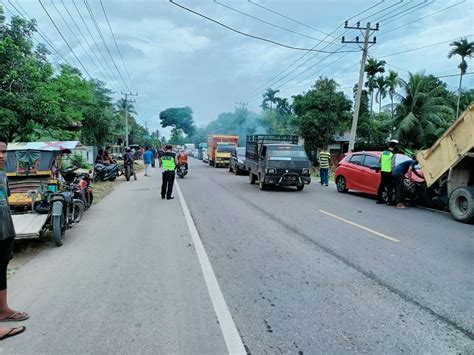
xmin=385 ymin=70 xmax=400 ymax=135
xmin=261 ymin=88 xmax=280 ymax=112
xmin=365 ymin=57 xmax=386 ymax=114
xmin=374 ymin=75 xmax=387 ymax=114
xmin=116 ymin=98 xmax=137 ymax=116
xmin=394 ymin=72 xmax=453 ymax=148
xmin=448 ymin=37 xmax=474 ymax=118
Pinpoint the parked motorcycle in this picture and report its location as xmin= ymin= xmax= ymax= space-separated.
xmin=63 ymin=166 xmax=94 ymax=209
xmin=94 ymin=162 xmax=119 ymax=182
xmin=49 ymin=185 xmax=85 ymax=247
xmin=177 ymin=164 xmax=188 ymax=179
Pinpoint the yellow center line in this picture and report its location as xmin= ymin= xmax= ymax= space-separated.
xmin=318 ymin=209 xmax=400 ymax=243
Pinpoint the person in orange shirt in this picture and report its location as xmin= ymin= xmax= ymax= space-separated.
xmin=176 ymin=149 xmax=188 ymax=170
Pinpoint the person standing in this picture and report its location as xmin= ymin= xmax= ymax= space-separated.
xmin=318 ymin=148 xmax=331 ymax=186
xmin=377 ymin=140 xmax=398 ymax=204
xmin=0 ymin=133 xmax=27 ymax=341
xmin=143 ymin=147 xmax=153 ymax=177
xmin=160 ymin=145 xmax=177 ymax=200
xmin=392 ymin=158 xmax=418 ymax=209
xmin=151 ymin=147 xmax=157 ymax=168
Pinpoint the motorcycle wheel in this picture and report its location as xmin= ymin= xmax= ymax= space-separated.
xmin=73 ymin=200 xmax=85 ymax=224
xmin=93 ymin=174 xmax=101 ymax=183
xmin=87 ymin=191 xmax=94 ymax=208
xmin=52 ymin=213 xmax=64 ymax=247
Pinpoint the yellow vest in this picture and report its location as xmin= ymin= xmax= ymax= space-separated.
xmin=380 ymin=150 xmax=393 ymax=172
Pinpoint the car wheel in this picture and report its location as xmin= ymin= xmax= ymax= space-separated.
xmin=336 ymin=176 xmax=348 ymax=193
xmin=449 ymin=186 xmax=474 ymax=223
xmin=382 ymin=186 xmax=396 ymax=205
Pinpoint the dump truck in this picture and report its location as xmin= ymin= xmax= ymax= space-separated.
xmin=416 ymin=103 xmax=474 ymax=223
xmin=207 ymin=135 xmax=239 ymax=167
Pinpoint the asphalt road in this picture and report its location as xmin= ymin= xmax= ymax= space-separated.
xmin=177 ymin=158 xmax=473 ymax=354
xmin=3 ymin=158 xmax=473 ymax=354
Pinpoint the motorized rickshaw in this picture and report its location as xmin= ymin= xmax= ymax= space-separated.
xmin=5 ymin=141 xmax=85 ymax=246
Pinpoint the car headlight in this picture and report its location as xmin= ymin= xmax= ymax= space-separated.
xmin=302 ymin=168 xmax=310 ymax=174
xmin=266 ymin=168 xmax=276 ymax=174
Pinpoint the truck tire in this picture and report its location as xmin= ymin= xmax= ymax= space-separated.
xmin=249 ymin=172 xmax=256 ymax=184
xmin=449 ymin=186 xmax=474 ymax=223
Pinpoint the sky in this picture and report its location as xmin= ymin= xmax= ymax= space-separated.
xmin=2 ymin=0 xmax=474 ymax=136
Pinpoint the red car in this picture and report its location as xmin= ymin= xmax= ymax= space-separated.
xmin=335 ymin=151 xmax=425 ymax=201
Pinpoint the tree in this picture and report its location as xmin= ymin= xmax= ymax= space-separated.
xmin=365 ymin=57 xmax=386 ymax=114
xmin=159 ymin=106 xmax=196 ymax=137
xmin=447 ymin=37 xmax=474 ymax=118
xmin=374 ymin=75 xmax=387 ymax=114
xmin=385 ymin=70 xmax=400 ymax=135
xmin=293 ymin=77 xmax=352 ymax=159
xmin=261 ymin=88 xmax=280 ymax=112
xmin=394 ymin=72 xmax=453 ymax=148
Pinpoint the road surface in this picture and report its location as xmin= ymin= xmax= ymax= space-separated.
xmin=4 ymin=158 xmax=474 ymax=354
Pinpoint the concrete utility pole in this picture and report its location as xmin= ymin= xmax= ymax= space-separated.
xmin=342 ymin=21 xmax=379 ymax=151
xmin=121 ymin=91 xmax=138 ymax=147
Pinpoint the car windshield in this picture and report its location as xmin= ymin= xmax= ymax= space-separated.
xmin=267 ymin=146 xmax=307 ymax=160
xmin=236 ymin=148 xmax=245 ymax=157
xmin=217 ymin=144 xmax=235 ymax=152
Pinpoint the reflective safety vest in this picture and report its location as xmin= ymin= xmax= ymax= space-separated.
xmin=160 ymin=152 xmax=176 ymax=171
xmin=380 ymin=150 xmax=394 ymax=172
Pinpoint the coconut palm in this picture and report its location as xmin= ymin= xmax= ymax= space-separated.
xmin=394 ymin=72 xmax=453 ymax=148
xmin=448 ymin=37 xmax=474 ymax=118
xmin=365 ymin=57 xmax=386 ymax=114
xmin=374 ymin=75 xmax=387 ymax=114
xmin=261 ymin=88 xmax=280 ymax=112
xmin=385 ymin=70 xmax=400 ymax=135
xmin=115 ymin=98 xmax=137 ymax=116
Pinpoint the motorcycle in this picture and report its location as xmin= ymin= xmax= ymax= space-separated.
xmin=49 ymin=185 xmax=85 ymax=247
xmin=177 ymin=164 xmax=188 ymax=179
xmin=94 ymin=162 xmax=120 ymax=182
xmin=63 ymin=166 xmax=94 ymax=209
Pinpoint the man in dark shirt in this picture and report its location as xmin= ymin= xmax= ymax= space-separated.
xmin=392 ymin=159 xmax=417 ymax=209
xmin=0 ymin=133 xmax=27 ymax=340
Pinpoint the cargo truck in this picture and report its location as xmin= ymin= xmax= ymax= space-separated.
xmin=207 ymin=135 xmax=239 ymax=167
xmin=416 ymin=103 xmax=474 ymax=223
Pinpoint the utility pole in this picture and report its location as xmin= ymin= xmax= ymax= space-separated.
xmin=121 ymin=91 xmax=138 ymax=147
xmin=342 ymin=21 xmax=379 ymax=151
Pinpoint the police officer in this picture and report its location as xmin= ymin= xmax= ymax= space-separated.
xmin=160 ymin=145 xmax=178 ymax=200
xmin=376 ymin=139 xmax=398 ymax=204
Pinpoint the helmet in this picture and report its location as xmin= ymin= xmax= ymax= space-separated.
xmin=389 ymin=139 xmax=399 ymax=144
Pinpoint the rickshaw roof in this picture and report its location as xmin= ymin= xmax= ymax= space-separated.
xmin=7 ymin=141 xmax=84 ymax=152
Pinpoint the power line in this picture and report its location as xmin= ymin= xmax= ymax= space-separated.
xmin=99 ymin=0 xmax=137 ymax=92
xmin=382 ymin=0 xmax=466 ymax=36
xmin=381 ymin=0 xmax=436 ymax=26
xmin=247 ymin=0 xmax=336 ymax=39
xmin=83 ymin=0 xmax=131 ymax=91
xmin=59 ymin=0 xmax=120 ymax=91
xmin=6 ymin=0 xmax=71 ymax=66
xmin=213 ymin=0 xmax=343 ymax=47
xmin=71 ymin=0 xmax=124 ymax=91
xmin=38 ymin=0 xmax=92 ymax=79
xmin=378 ymin=0 xmax=433 ymax=23
xmin=49 ymin=0 xmax=114 ymax=86
xmin=169 ymin=0 xmax=360 ymax=54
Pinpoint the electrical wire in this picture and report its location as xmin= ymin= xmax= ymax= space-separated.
xmin=59 ymin=0 xmax=121 ymax=91
xmin=247 ymin=0 xmax=335 ymax=39
xmin=169 ymin=0 xmax=360 ymax=54
xmin=99 ymin=0 xmax=137 ymax=92
xmin=6 ymin=0 xmax=71 ymax=66
xmin=378 ymin=0 xmax=430 ymax=23
xmin=49 ymin=0 xmax=116 ymax=87
xmin=83 ymin=0 xmax=131 ymax=91
xmin=213 ymin=0 xmax=342 ymax=47
xmin=71 ymin=0 xmax=124 ymax=91
xmin=380 ymin=0 xmax=436 ymax=26
xmin=38 ymin=0 xmax=92 ymax=79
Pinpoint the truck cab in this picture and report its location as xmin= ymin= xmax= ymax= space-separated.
xmin=245 ymin=135 xmax=311 ymax=191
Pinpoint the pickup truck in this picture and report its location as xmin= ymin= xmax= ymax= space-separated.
xmin=245 ymin=135 xmax=311 ymax=191
xmin=416 ymin=103 xmax=474 ymax=223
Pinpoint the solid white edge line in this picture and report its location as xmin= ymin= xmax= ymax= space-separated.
xmin=176 ymin=181 xmax=246 ymax=355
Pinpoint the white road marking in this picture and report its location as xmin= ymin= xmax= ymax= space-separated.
xmin=318 ymin=209 xmax=400 ymax=243
xmin=176 ymin=182 xmax=246 ymax=355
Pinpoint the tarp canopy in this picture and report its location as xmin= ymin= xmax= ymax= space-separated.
xmin=7 ymin=141 xmax=84 ymax=152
